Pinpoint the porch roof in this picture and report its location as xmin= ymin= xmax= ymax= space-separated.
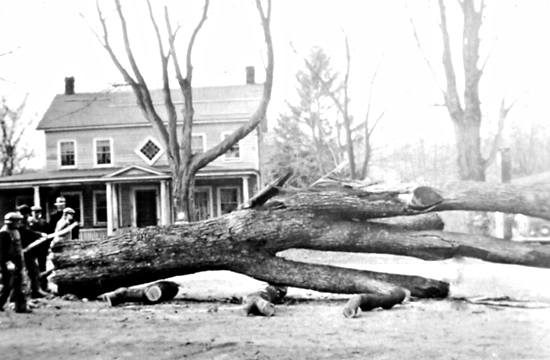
xmin=0 ymin=164 xmax=259 ymax=189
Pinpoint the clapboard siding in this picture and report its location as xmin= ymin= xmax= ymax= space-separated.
xmin=44 ymin=123 xmax=259 ymax=171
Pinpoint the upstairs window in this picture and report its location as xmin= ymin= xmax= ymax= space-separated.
xmin=222 ymin=133 xmax=241 ymax=161
xmin=192 ymin=134 xmax=205 ymax=155
xmin=59 ymin=140 xmax=76 ymax=168
xmin=95 ymin=139 xmax=112 ymax=166
xmin=135 ymin=137 xmax=164 ymax=165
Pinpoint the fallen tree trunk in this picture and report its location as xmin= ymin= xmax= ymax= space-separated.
xmin=48 ymin=180 xmax=550 ymax=300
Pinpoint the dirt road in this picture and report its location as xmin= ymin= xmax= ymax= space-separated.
xmin=1 ymin=252 xmax=549 ymax=360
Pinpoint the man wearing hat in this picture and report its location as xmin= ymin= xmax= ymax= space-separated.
xmin=49 ymin=197 xmax=79 ymax=240
xmin=16 ymin=205 xmax=49 ymax=298
xmin=54 ymin=207 xmax=78 ymax=242
xmin=0 ymin=212 xmax=31 ymax=313
xmin=48 ymin=197 xmax=66 ymax=234
xmin=29 ymin=205 xmax=49 ymax=291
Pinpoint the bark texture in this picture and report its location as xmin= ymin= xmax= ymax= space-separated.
xmin=49 ymin=180 xmax=550 ymax=300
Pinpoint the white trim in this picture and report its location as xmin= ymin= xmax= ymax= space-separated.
xmin=135 ymin=136 xmax=164 ymax=165
xmin=194 ymin=186 xmax=213 ymax=220
xmin=39 ymin=117 xmax=252 ymax=132
xmin=103 ymin=165 xmax=167 ymax=178
xmin=60 ymin=191 xmax=84 ymax=225
xmin=92 ymin=190 xmax=107 ymax=226
xmin=217 ymin=186 xmax=241 ymax=217
xmin=0 ymin=170 xmax=259 ymax=189
xmin=131 ymin=185 xmax=159 ymax=227
xmin=192 ymin=133 xmax=206 ymax=154
xmin=93 ymin=138 xmax=114 ymax=168
xmin=221 ymin=132 xmax=242 ymax=162
xmin=58 ymin=139 xmax=77 ymax=169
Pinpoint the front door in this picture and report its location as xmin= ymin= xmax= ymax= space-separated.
xmin=135 ymin=189 xmax=158 ymax=227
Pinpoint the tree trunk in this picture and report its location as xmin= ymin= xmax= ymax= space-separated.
xmin=49 ymin=180 xmax=550 ymax=300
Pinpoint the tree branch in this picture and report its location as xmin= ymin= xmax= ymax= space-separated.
xmin=193 ymin=0 xmax=274 ymax=171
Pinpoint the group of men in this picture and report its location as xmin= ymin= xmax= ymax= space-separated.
xmin=0 ymin=197 xmax=79 ymax=313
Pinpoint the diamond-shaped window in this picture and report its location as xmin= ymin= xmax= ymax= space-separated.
xmin=136 ymin=137 xmax=164 ymax=164
xmin=140 ymin=140 xmax=161 ymax=160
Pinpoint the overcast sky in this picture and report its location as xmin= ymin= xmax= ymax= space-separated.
xmin=1 ymin=0 xmax=549 ymax=168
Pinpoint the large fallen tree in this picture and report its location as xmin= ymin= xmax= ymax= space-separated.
xmin=48 ymin=177 xmax=550 ymax=299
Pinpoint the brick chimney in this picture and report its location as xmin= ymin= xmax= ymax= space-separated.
xmin=245 ymin=66 xmax=255 ymax=84
xmin=65 ymin=77 xmax=75 ymax=95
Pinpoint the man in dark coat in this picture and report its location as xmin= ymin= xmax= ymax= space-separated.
xmin=17 ymin=205 xmax=49 ymax=298
xmin=49 ymin=197 xmax=79 ymax=240
xmin=0 ymin=212 xmax=31 ymax=313
xmin=29 ymin=205 xmax=49 ymax=291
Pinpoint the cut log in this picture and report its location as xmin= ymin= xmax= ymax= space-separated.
xmin=242 ymin=285 xmax=288 ymax=316
xmin=48 ymin=181 xmax=550 ymax=299
xmin=343 ymin=288 xmax=409 ymax=318
xmin=101 ymin=281 xmax=179 ymax=306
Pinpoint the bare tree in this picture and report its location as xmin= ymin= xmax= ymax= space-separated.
xmin=0 ymin=95 xmax=34 ymax=176
xmin=408 ymin=0 xmax=523 ymax=181
xmin=91 ymin=0 xmax=274 ymax=221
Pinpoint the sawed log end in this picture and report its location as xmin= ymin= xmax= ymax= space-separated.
xmin=343 ymin=288 xmax=409 ymax=318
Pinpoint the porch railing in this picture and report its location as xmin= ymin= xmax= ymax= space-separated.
xmin=78 ymin=227 xmax=134 ymax=240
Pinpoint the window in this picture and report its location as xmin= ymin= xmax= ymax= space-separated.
xmin=59 ymin=140 xmax=76 ymax=167
xmin=192 ymin=134 xmax=205 ymax=154
xmin=15 ymin=195 xmax=33 ymax=208
xmin=135 ymin=137 xmax=164 ymax=165
xmin=219 ymin=187 xmax=240 ymax=215
xmin=93 ymin=191 xmax=107 ymax=225
xmin=95 ymin=139 xmax=112 ymax=166
xmin=222 ymin=133 xmax=240 ymax=161
xmin=194 ymin=187 xmax=212 ymax=220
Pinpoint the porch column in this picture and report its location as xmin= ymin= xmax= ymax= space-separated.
xmin=33 ymin=186 xmax=41 ymax=207
xmin=160 ymin=180 xmax=170 ymax=225
xmin=242 ymin=176 xmax=250 ymax=202
xmin=106 ymin=183 xmax=114 ymax=236
xmin=111 ymin=184 xmax=119 ymax=232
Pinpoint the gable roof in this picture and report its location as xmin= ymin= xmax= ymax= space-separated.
xmin=37 ymin=84 xmax=264 ymax=131
xmin=103 ymin=165 xmax=167 ymax=179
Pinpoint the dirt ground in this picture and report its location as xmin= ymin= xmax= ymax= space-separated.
xmin=1 ymin=252 xmax=550 ymax=360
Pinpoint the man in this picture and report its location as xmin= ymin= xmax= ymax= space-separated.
xmin=54 ymin=207 xmax=77 ymax=242
xmin=48 ymin=197 xmax=66 ymax=234
xmin=0 ymin=212 xmax=32 ymax=313
xmin=49 ymin=197 xmax=79 ymax=240
xmin=16 ymin=205 xmax=49 ymax=299
xmin=29 ymin=205 xmax=49 ymax=292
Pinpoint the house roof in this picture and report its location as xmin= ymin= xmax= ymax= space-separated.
xmin=37 ymin=84 xmax=264 ymax=131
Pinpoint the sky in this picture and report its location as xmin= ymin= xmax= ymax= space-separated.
xmin=0 ymin=0 xmax=549 ymax=169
